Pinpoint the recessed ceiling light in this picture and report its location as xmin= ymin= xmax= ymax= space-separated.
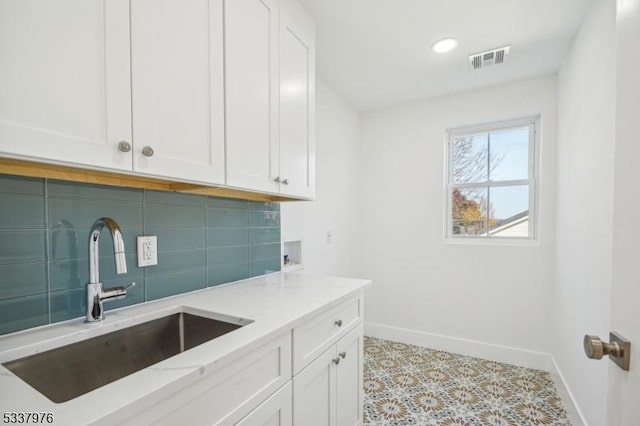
xmin=432 ymin=38 xmax=458 ymax=54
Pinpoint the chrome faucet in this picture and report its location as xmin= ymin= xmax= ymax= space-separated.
xmin=86 ymin=217 xmax=135 ymax=322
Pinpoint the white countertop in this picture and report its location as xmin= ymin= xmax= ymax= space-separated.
xmin=0 ymin=272 xmax=371 ymax=425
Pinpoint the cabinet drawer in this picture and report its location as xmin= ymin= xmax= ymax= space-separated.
xmin=116 ymin=332 xmax=291 ymax=426
xmin=292 ymin=296 xmax=361 ymax=374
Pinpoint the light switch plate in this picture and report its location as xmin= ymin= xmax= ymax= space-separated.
xmin=137 ymin=236 xmax=158 ymax=267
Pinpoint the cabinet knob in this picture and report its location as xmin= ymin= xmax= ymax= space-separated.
xmin=339 ymin=351 xmax=347 ymax=359
xmin=142 ymin=146 xmax=154 ymax=157
xmin=282 ymin=179 xmax=289 ymax=185
xmin=274 ymin=177 xmax=281 ymax=183
xmin=118 ymin=141 xmax=131 ymax=153
xmin=334 ymin=320 xmax=343 ymax=327
xmin=332 ymin=357 xmax=341 ymax=365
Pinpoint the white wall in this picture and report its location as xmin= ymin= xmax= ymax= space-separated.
xmin=281 ymin=80 xmax=360 ymax=277
xmin=554 ymin=1 xmax=615 ymax=424
xmin=359 ymin=75 xmax=557 ymax=362
xmin=288 ymin=6 xmax=620 ymax=423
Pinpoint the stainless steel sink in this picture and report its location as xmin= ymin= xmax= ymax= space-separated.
xmin=3 ymin=311 xmax=251 ymax=403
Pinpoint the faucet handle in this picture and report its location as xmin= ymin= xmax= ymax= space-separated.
xmin=101 ymin=282 xmax=135 ymax=302
xmin=119 ymin=281 xmax=136 ymax=297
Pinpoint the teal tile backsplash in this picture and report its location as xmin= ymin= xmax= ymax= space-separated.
xmin=207 ymin=207 xmax=250 ymax=227
xmin=0 ymin=231 xmax=47 ymax=265
xmin=0 ymin=174 xmax=281 ymax=335
xmin=0 ymin=263 xmax=47 ymax=299
xmin=0 ymin=175 xmax=44 ymax=196
xmin=0 ymin=194 xmax=45 ymax=229
xmin=207 ymin=262 xmax=250 ymax=286
xmin=207 ymin=227 xmax=249 ymax=247
xmin=0 ymin=295 xmax=49 ymax=335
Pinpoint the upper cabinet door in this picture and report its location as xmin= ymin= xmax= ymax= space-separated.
xmin=0 ymin=0 xmax=132 ymax=170
xmin=225 ymin=0 xmax=280 ymax=193
xmin=130 ymin=0 xmax=225 ymax=184
xmin=279 ymin=2 xmax=315 ymax=199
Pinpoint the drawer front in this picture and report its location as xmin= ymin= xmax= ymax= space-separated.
xmin=117 ymin=332 xmax=292 ymax=426
xmin=293 ymin=296 xmax=361 ymax=374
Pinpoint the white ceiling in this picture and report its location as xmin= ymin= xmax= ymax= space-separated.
xmin=298 ymin=0 xmax=592 ymax=111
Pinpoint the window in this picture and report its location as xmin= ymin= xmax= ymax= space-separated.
xmin=446 ymin=117 xmax=537 ymax=241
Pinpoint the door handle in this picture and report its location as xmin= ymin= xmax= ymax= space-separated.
xmin=583 ymin=332 xmax=631 ymax=371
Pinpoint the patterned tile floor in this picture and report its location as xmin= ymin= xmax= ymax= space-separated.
xmin=363 ymin=337 xmax=572 ymax=426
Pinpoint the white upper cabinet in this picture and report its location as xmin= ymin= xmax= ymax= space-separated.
xmin=225 ymin=0 xmax=280 ymax=194
xmin=0 ymin=0 xmax=132 ymax=171
xmin=279 ymin=1 xmax=316 ymax=199
xmin=130 ymin=0 xmax=225 ymax=184
xmin=225 ymin=0 xmax=316 ymax=199
xmin=0 ymin=0 xmax=315 ymax=199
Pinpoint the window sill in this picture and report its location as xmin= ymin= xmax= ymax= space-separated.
xmin=444 ymin=237 xmax=539 ymax=247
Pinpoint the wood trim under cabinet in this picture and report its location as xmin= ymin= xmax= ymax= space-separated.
xmin=0 ymin=157 xmax=300 ymax=202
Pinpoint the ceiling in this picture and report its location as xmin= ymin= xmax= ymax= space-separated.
xmin=298 ymin=0 xmax=593 ymax=111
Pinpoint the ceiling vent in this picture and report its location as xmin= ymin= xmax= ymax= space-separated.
xmin=469 ymin=46 xmax=510 ymax=70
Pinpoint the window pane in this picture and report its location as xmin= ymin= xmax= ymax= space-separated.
xmin=451 ymin=188 xmax=488 ymax=236
xmin=488 ymin=185 xmax=529 ymax=238
xmin=488 ymin=127 xmax=529 ymax=181
xmin=452 ymin=134 xmax=488 ymax=184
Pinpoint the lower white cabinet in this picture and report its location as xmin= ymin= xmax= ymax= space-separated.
xmin=113 ymin=332 xmax=291 ymax=426
xmin=235 ymin=383 xmax=292 ymax=426
xmin=336 ymin=325 xmax=364 ymax=426
xmin=102 ymin=292 xmax=364 ymax=426
xmin=292 ymin=341 xmax=337 ymax=426
xmin=292 ymin=297 xmax=361 ymax=375
xmin=293 ymin=323 xmax=364 ymax=426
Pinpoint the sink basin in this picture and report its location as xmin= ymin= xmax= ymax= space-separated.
xmin=3 ymin=311 xmax=251 ymax=403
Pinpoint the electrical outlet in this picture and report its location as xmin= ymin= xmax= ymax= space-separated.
xmin=137 ymin=236 xmax=158 ymax=267
xmin=326 ymin=229 xmax=333 ymax=244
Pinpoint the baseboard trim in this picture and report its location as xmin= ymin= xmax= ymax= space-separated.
xmin=548 ymin=356 xmax=588 ymax=426
xmin=364 ymin=321 xmax=587 ymax=425
xmin=365 ymin=321 xmax=551 ymax=371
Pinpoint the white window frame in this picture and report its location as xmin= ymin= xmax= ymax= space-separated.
xmin=444 ymin=116 xmax=539 ymax=245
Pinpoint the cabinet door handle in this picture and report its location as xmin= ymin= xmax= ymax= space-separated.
xmin=118 ymin=141 xmax=131 ymax=153
xmin=339 ymin=351 xmax=346 ymax=359
xmin=332 ymin=357 xmax=341 ymax=365
xmin=274 ymin=176 xmax=281 ymax=183
xmin=142 ymin=146 xmax=154 ymax=157
xmin=334 ymin=320 xmax=343 ymax=327
xmin=282 ymin=179 xmax=289 ymax=185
